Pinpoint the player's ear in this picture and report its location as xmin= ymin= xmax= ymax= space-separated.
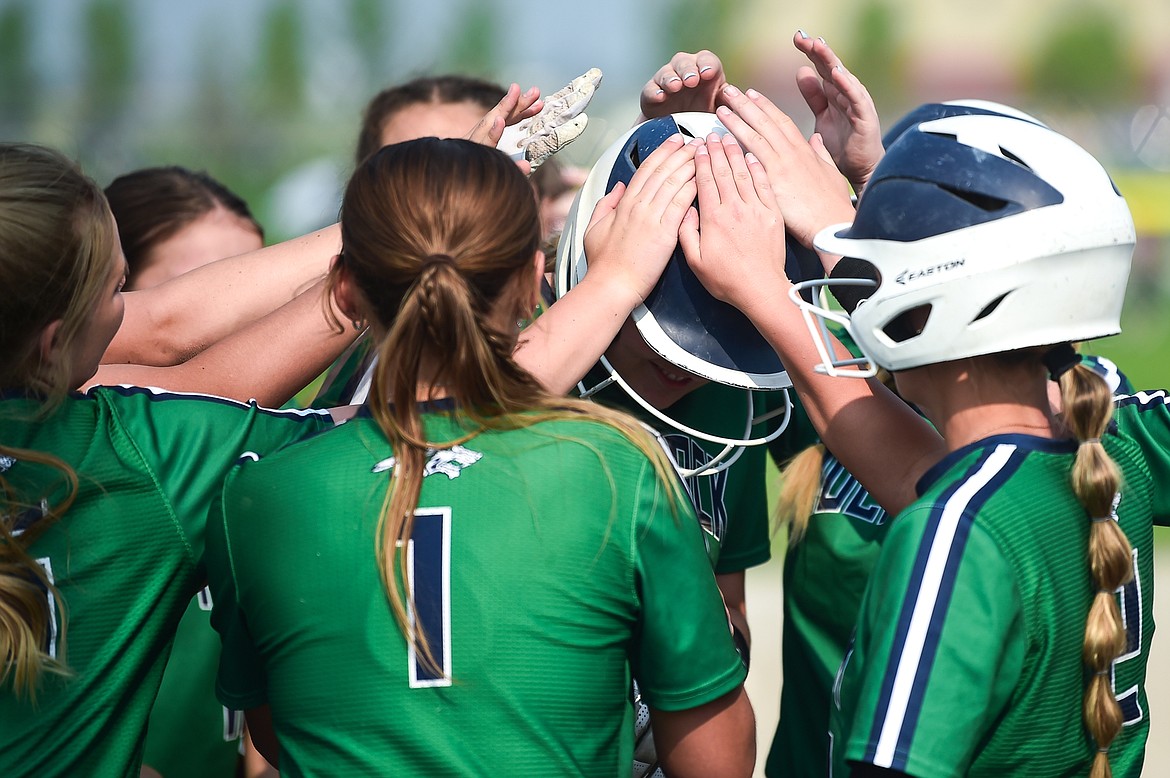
xmin=37 ymin=319 xmax=65 ymax=369
xmin=330 ymin=255 xmax=367 ymax=327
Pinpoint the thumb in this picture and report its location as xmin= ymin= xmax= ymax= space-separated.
xmin=586 ymin=181 xmax=624 ymax=233
xmin=809 ymin=132 xmax=835 ymax=165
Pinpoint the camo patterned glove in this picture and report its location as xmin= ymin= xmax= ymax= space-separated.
xmin=498 ymin=67 xmax=602 ymax=171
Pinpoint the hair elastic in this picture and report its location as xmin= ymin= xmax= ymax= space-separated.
xmin=1079 ymin=437 xmax=1101 ymax=446
xmin=1042 ymin=343 xmax=1079 ymax=381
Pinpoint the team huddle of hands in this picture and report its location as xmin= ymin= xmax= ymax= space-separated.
xmin=476 ymin=32 xmax=880 ymax=327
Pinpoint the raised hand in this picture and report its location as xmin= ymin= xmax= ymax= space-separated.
xmin=713 ymin=85 xmax=855 ymax=256
xmin=498 ymin=68 xmax=603 ymax=171
xmin=581 ymin=134 xmax=700 ymax=305
xmin=793 ymin=31 xmax=883 ymax=193
xmin=639 ymin=50 xmax=728 ymax=121
xmin=679 ymin=132 xmax=789 ymax=314
xmin=466 ymin=83 xmax=543 ymax=171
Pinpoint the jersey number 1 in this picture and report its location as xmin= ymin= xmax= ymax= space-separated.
xmin=407 ymin=508 xmax=452 ymax=688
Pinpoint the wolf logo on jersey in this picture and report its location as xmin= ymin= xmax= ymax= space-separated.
xmin=423 ymin=446 xmax=483 ymax=479
xmin=372 ymin=445 xmax=483 ymax=479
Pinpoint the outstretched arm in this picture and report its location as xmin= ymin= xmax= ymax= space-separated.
xmin=107 ymin=224 xmax=342 ymax=367
xmin=679 ymin=131 xmax=942 ymax=515
xmin=793 ymin=31 xmax=884 ymax=193
xmin=87 ymin=278 xmax=357 ymax=409
xmin=514 ymin=135 xmax=700 ymax=394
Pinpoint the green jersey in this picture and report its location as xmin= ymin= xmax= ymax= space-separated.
xmin=833 ymin=421 xmax=1162 ymax=778
xmin=208 ymin=405 xmax=747 ymax=777
xmin=592 ymin=377 xmax=775 ymax=574
xmin=142 ymin=590 xmax=243 ymax=778
xmin=0 ymin=386 xmax=330 ymax=778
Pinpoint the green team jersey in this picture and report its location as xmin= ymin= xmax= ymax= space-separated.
xmin=832 ymin=407 xmax=1166 ymax=777
xmin=592 ymin=376 xmax=776 ymax=574
xmin=0 ymin=386 xmax=330 ymax=778
xmin=207 ymin=404 xmax=747 ymax=777
xmin=142 ymin=590 xmax=243 ymax=778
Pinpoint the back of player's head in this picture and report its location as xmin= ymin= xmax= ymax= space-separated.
xmin=104 ymin=166 xmax=263 ymax=290
xmin=355 ymin=74 xmax=506 ymax=165
xmin=339 ymin=136 xmax=539 ymax=348
xmin=813 ymin=110 xmax=1134 ymax=372
xmin=0 ymin=143 xmax=115 ymax=401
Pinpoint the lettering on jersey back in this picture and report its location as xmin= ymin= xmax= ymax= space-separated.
xmin=818 ymin=455 xmax=885 ymax=526
xmin=662 ymin=433 xmax=729 ymax=543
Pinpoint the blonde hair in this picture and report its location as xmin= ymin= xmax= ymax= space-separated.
xmin=1053 ymin=353 xmax=1131 ymax=777
xmin=0 ymin=143 xmax=113 ymax=697
xmin=333 ymin=138 xmax=682 ymax=675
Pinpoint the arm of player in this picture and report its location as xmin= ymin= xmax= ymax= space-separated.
xmin=514 ymin=135 xmax=700 ymax=394
xmin=650 ymin=686 xmax=756 ymax=778
xmin=680 ymin=132 xmax=942 ymax=516
xmin=107 ymin=224 xmax=342 ymax=367
xmin=86 ymin=278 xmax=357 ymax=408
xmin=792 ymin=31 xmax=884 ymax=194
xmin=638 ymin=50 xmax=729 ymax=123
xmin=243 ymin=706 xmax=280 ymax=770
xmin=715 ymin=571 xmax=751 ymax=663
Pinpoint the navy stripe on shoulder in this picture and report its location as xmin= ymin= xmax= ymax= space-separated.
xmin=93 ymin=384 xmax=332 ymax=421
xmin=1114 ymin=389 xmax=1170 ymax=411
xmin=864 ymin=442 xmax=1024 ymax=770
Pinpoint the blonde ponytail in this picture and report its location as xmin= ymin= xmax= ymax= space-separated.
xmin=1049 ymin=345 xmax=1131 ymax=777
xmin=774 ymin=444 xmax=825 ymax=545
xmin=0 ymin=445 xmax=77 ymax=700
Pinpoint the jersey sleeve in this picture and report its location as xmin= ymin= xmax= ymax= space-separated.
xmin=1112 ymin=391 xmax=1170 ymax=523
xmin=841 ymin=510 xmax=1024 ymax=777
xmin=630 ymin=461 xmax=748 ymax=712
xmin=103 ymin=386 xmax=331 ymax=560
xmin=205 ymin=463 xmax=269 ymax=710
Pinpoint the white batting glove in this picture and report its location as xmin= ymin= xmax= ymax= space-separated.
xmin=498 ymin=67 xmax=602 ymax=171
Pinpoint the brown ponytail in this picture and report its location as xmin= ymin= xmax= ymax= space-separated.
xmin=1052 ymin=348 xmax=1131 ymax=777
xmin=335 ymin=138 xmax=684 ymax=677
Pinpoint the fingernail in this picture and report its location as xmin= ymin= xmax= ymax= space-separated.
xmin=688 ymin=137 xmax=705 ymax=146
xmin=699 ymin=65 xmax=714 ymax=74
xmin=722 ymin=84 xmax=741 ymax=97
xmin=668 ymin=133 xmax=683 ymax=142
xmin=746 ymin=88 xmax=761 ymax=99
xmin=696 ymin=144 xmax=709 ymax=156
xmin=745 ymin=152 xmax=759 ymax=164
xmin=666 ymin=76 xmax=682 ymax=84
xmin=797 ymin=29 xmax=809 ymax=39
xmin=683 ymin=71 xmax=698 ymax=80
xmin=654 ymin=89 xmax=664 ymax=96
xmin=723 ymin=133 xmax=739 ymax=145
xmin=818 ymin=36 xmax=826 ymax=45
xmin=716 ymin=106 xmax=732 ymax=117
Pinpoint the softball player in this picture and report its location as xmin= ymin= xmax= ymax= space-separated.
xmin=685 ymin=90 xmax=1166 ymax=777
xmin=206 ymin=137 xmax=754 ymax=777
xmin=0 ymin=142 xmax=338 ymax=778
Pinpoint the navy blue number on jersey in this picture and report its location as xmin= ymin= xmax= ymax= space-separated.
xmin=408 ymin=508 xmax=453 ymax=688
xmin=1113 ymin=547 xmax=1144 ymax=726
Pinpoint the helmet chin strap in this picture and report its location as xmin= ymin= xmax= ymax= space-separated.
xmin=578 ymin=354 xmax=792 ymax=477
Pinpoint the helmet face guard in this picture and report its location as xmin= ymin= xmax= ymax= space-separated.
xmin=557 ymin=113 xmax=821 ymax=470
xmin=802 ymin=111 xmax=1134 ymax=376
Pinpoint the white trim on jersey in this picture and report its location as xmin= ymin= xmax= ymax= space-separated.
xmin=873 ymin=443 xmax=1017 ymax=768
